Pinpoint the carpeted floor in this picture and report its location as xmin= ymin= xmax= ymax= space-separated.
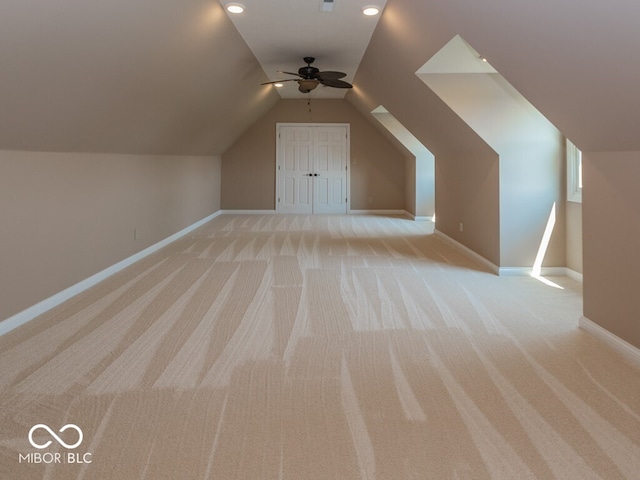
xmin=1 ymin=214 xmax=639 ymax=479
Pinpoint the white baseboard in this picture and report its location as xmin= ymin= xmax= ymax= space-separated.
xmin=404 ymin=212 xmax=433 ymax=222
xmin=220 ymin=209 xmax=277 ymax=214
xmin=221 ymin=209 xmax=425 ymax=218
xmin=349 ymin=209 xmax=407 ymax=215
xmin=499 ymin=267 xmax=582 ymax=282
xmin=579 ymin=316 xmax=640 ymax=368
xmin=433 ymin=229 xmax=584 ymax=282
xmin=498 ymin=266 xmax=569 ymax=277
xmin=222 ymin=209 xmax=412 ymax=217
xmin=434 ymin=229 xmax=499 ymax=274
xmin=0 ymin=210 xmax=222 ymax=337
xmin=565 ymin=268 xmax=583 ymax=283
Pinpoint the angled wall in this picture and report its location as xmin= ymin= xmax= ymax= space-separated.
xmin=348 ymin=0 xmax=501 ymax=265
xmin=371 ymin=106 xmax=435 ymax=219
xmin=417 ymin=36 xmax=565 ymax=269
xmin=355 ymin=0 xmax=637 ymax=348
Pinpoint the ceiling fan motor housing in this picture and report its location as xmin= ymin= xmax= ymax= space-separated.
xmin=299 ymin=57 xmax=320 ymax=79
xmin=298 ymin=66 xmax=319 ymax=79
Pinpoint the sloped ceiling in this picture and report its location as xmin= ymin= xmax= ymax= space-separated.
xmin=374 ymin=0 xmax=640 ymax=153
xmin=347 ymin=0 xmax=496 ymax=158
xmin=462 ymin=0 xmax=640 ymax=153
xmin=0 ymin=0 xmax=279 ymax=155
xmin=3 ymin=0 xmax=640 ymax=155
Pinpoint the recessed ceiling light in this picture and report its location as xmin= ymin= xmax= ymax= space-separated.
xmin=226 ymin=3 xmax=245 ymax=14
xmin=274 ymin=83 xmax=284 ymax=88
xmin=362 ymin=5 xmax=380 ymax=16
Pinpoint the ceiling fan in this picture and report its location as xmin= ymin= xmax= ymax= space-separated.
xmin=261 ymin=57 xmax=353 ymax=93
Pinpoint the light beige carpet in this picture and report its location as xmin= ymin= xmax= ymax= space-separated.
xmin=1 ymin=214 xmax=639 ymax=479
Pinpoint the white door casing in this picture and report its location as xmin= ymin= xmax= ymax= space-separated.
xmin=276 ymin=123 xmax=349 ymax=214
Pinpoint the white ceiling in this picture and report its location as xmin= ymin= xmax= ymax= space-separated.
xmin=218 ymin=0 xmax=387 ymax=99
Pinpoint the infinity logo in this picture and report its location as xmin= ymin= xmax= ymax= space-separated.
xmin=28 ymin=424 xmax=83 ymax=450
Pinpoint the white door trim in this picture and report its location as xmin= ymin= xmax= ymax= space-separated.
xmin=276 ymin=123 xmax=350 ymax=214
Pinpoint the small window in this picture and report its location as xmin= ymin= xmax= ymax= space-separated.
xmin=567 ymin=139 xmax=582 ymax=203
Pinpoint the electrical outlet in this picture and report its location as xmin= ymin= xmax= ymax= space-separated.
xmin=134 ymin=228 xmax=139 ymax=240
xmin=459 ymin=223 xmax=464 ymax=232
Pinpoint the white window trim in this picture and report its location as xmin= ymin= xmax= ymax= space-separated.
xmin=567 ymin=139 xmax=582 ymax=203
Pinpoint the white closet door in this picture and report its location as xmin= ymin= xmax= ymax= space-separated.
xmin=277 ymin=124 xmax=348 ymax=214
xmin=313 ymin=126 xmax=347 ymax=214
xmin=278 ymin=126 xmax=313 ymax=214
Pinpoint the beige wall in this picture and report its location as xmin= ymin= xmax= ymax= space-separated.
xmin=404 ymin=155 xmax=417 ymax=216
xmin=369 ymin=108 xmax=435 ymax=219
xmin=347 ymin=4 xmax=501 ymax=265
xmin=435 ymin=152 xmax=501 ymax=265
xmin=583 ymin=152 xmax=640 ymax=348
xmin=415 ymin=155 xmax=435 ymax=218
xmin=0 ymin=151 xmax=221 ymax=321
xmin=566 ymin=202 xmax=583 ymax=274
xmin=221 ymin=99 xmax=406 ymax=211
xmin=422 ymin=72 xmax=566 ymax=268
xmin=498 ymin=143 xmax=565 ymax=268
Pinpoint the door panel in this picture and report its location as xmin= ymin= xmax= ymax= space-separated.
xmin=298 ymin=177 xmax=312 ymax=207
xmin=316 ymin=177 xmax=329 ymax=206
xmin=331 ymin=178 xmax=343 ymax=204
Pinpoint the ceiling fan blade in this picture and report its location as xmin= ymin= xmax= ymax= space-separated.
xmin=315 ymin=71 xmax=347 ymax=80
xmin=260 ymin=79 xmax=298 ymax=85
xmin=319 ymin=78 xmax=353 ymax=89
xmin=264 ymin=59 xmax=351 ymax=91
xmin=277 ymin=70 xmax=303 ymax=78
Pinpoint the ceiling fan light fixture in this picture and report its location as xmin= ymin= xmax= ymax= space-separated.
xmin=298 ymin=79 xmax=319 ymax=93
xmin=225 ymin=3 xmax=245 ymax=14
xmin=362 ymin=5 xmax=380 ymax=16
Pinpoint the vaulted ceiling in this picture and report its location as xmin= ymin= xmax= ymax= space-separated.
xmin=2 ymin=0 xmax=640 ymax=156
xmin=219 ymin=0 xmax=387 ymax=99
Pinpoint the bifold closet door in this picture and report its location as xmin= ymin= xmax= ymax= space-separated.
xmin=277 ymin=125 xmax=348 ymax=214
